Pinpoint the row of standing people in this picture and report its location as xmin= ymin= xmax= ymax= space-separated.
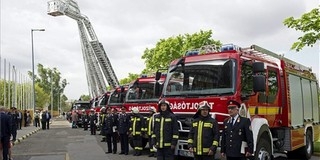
xmin=77 ymin=99 xmax=253 ymax=160
xmin=0 ymin=106 xmax=21 ymax=160
xmin=33 ymin=110 xmax=51 ymax=130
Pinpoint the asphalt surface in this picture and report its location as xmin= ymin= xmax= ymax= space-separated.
xmin=10 ymin=118 xmax=320 ymax=160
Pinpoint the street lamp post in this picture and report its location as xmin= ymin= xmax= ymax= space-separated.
xmin=31 ymin=28 xmax=45 ymax=114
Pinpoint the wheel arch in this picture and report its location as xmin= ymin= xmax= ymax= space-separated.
xmin=251 ymin=117 xmax=273 ymax=155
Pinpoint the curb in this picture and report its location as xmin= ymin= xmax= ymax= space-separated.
xmin=13 ymin=128 xmax=41 ymax=146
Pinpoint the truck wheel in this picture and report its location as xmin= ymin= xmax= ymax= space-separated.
xmin=255 ymin=136 xmax=272 ymax=160
xmin=301 ymin=130 xmax=313 ymax=159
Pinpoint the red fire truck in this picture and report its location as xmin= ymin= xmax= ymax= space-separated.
xmin=155 ymin=44 xmax=320 ymax=159
xmin=123 ymin=75 xmax=166 ymax=115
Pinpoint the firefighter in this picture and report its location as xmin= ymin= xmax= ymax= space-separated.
xmin=221 ymin=100 xmax=253 ymax=160
xmin=118 ymin=106 xmax=130 ymax=155
xmin=152 ymin=99 xmax=179 ymax=160
xmin=100 ymin=107 xmax=107 ymax=142
xmin=81 ymin=109 xmax=89 ymax=131
xmin=187 ymin=101 xmax=219 ymax=160
xmin=111 ymin=108 xmax=119 ymax=154
xmin=103 ymin=107 xmax=117 ymax=154
xmin=128 ymin=107 xmax=145 ymax=156
xmin=89 ymin=109 xmax=97 ymax=135
xmin=146 ymin=106 xmax=157 ymax=157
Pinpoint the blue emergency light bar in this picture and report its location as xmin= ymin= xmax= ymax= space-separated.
xmin=221 ymin=44 xmax=240 ymax=52
xmin=185 ymin=50 xmax=199 ymax=56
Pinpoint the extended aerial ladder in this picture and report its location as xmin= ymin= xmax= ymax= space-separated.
xmin=47 ymin=0 xmax=119 ymax=98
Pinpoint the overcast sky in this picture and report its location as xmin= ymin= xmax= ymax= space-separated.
xmin=1 ymin=0 xmax=319 ymax=100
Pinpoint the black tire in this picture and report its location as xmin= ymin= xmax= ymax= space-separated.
xmin=255 ymin=136 xmax=272 ymax=160
xmin=301 ymin=130 xmax=313 ymax=159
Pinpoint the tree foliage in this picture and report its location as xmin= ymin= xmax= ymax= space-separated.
xmin=141 ymin=30 xmax=221 ymax=73
xmin=28 ymin=64 xmax=68 ymax=110
xmin=119 ymin=73 xmax=139 ymax=85
xmin=79 ymin=94 xmax=91 ymax=101
xmin=284 ymin=6 xmax=320 ymax=51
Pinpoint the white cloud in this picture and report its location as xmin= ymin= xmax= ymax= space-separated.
xmin=1 ymin=0 xmax=319 ymax=100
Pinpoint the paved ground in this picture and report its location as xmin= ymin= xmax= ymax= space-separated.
xmin=10 ymin=117 xmax=320 ymax=160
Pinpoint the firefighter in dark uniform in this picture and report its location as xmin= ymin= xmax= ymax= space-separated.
xmin=221 ymin=100 xmax=253 ymax=160
xmin=8 ymin=107 xmax=18 ymax=142
xmin=146 ymin=107 xmax=157 ymax=157
xmin=89 ymin=109 xmax=97 ymax=135
xmin=81 ymin=109 xmax=89 ymax=131
xmin=118 ymin=106 xmax=130 ymax=155
xmin=152 ymin=99 xmax=179 ymax=160
xmin=99 ymin=107 xmax=107 ymax=142
xmin=111 ymin=108 xmax=119 ymax=154
xmin=187 ymin=101 xmax=219 ymax=160
xmin=103 ymin=107 xmax=117 ymax=154
xmin=129 ymin=107 xmax=145 ymax=156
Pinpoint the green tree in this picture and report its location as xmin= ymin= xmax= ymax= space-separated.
xmin=141 ymin=30 xmax=221 ymax=73
xmin=35 ymin=84 xmax=50 ymax=109
xmin=119 ymin=73 xmax=139 ymax=85
xmin=79 ymin=94 xmax=91 ymax=101
xmin=28 ymin=63 xmax=68 ymax=111
xmin=284 ymin=6 xmax=320 ymax=51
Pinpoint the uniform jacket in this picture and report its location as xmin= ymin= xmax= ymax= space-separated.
xmin=81 ymin=114 xmax=89 ymax=124
xmin=0 ymin=112 xmax=12 ymax=138
xmin=188 ymin=115 xmax=219 ymax=155
xmin=146 ymin=114 xmax=155 ymax=136
xmin=221 ymin=115 xmax=253 ymax=157
xmin=152 ymin=111 xmax=179 ymax=148
xmin=117 ymin=113 xmax=130 ymax=134
xmin=129 ymin=113 xmax=145 ymax=136
xmin=89 ymin=113 xmax=98 ymax=125
xmin=8 ymin=112 xmax=18 ymax=130
xmin=102 ymin=113 xmax=116 ymax=134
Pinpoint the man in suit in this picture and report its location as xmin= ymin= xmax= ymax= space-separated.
xmin=46 ymin=111 xmax=51 ymax=129
xmin=0 ymin=106 xmax=12 ymax=160
xmin=221 ymin=100 xmax=253 ymax=160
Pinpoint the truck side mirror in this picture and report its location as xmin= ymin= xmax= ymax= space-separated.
xmin=253 ymin=62 xmax=264 ymax=73
xmin=253 ymin=75 xmax=266 ymax=92
xmin=154 ymin=82 xmax=161 ymax=97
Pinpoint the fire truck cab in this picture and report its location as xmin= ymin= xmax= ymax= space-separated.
xmin=156 ymin=44 xmax=320 ymax=159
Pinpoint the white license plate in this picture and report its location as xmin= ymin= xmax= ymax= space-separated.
xmin=179 ymin=150 xmax=194 ymax=157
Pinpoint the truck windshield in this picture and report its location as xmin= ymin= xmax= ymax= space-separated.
xmin=163 ymin=59 xmax=236 ymax=96
xmin=126 ymin=82 xmax=158 ymax=101
xmin=108 ymin=90 xmax=126 ymax=104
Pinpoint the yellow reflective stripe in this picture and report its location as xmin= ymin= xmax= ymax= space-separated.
xmin=164 ymin=143 xmax=171 ymax=146
xmin=192 ymin=122 xmax=198 ymax=127
xmin=187 ymin=139 xmax=193 ymax=143
xmin=160 ymin=117 xmax=164 ymax=148
xmin=172 ymin=135 xmax=179 ymax=139
xmin=197 ymin=121 xmax=203 ymax=155
xmin=131 ymin=118 xmax=134 ymax=121
xmin=129 ymin=127 xmax=132 ymax=131
xmin=155 ymin=118 xmax=160 ymax=122
xmin=150 ymin=148 xmax=155 ymax=152
xmin=203 ymin=122 xmax=213 ymax=128
xmin=203 ymin=148 xmax=210 ymax=153
xmin=136 ymin=118 xmax=141 ymax=121
xmin=135 ymin=147 xmax=143 ymax=150
xmin=212 ymin=140 xmax=218 ymax=146
xmin=135 ymin=131 xmax=141 ymax=134
xmin=165 ymin=118 xmax=171 ymax=122
xmin=148 ymin=116 xmax=153 ymax=135
xmin=133 ymin=117 xmax=136 ymax=135
xmin=151 ymin=134 xmax=156 ymax=138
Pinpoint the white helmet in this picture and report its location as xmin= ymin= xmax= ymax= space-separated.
xmin=149 ymin=107 xmax=156 ymax=113
xmin=131 ymin=107 xmax=139 ymax=114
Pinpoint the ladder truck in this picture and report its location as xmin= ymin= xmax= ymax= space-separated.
xmin=47 ymin=0 xmax=119 ymax=98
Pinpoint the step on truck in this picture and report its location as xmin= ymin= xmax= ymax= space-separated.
xmin=155 ymin=44 xmax=320 ymax=159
